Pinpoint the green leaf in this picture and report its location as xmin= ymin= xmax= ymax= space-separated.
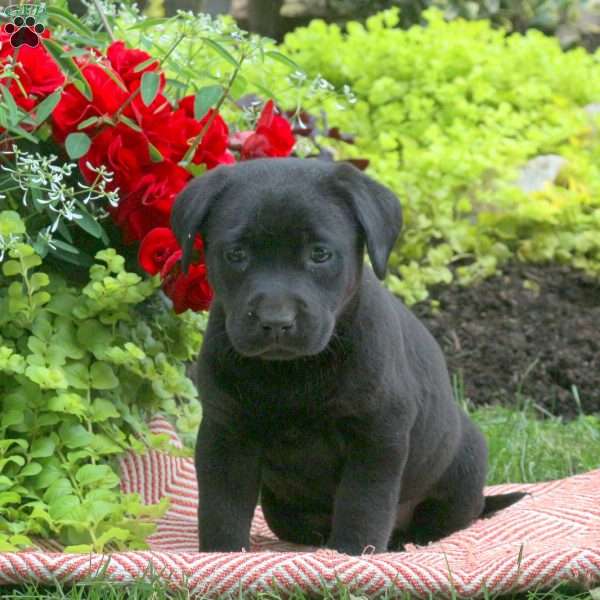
xmin=89 ymin=362 xmax=118 ymax=390
xmin=90 ymin=398 xmax=119 ymax=422
xmin=42 ymin=39 xmax=92 ymax=102
xmin=202 ymin=38 xmax=239 ymax=68
xmin=265 ymin=50 xmax=301 ymax=71
xmin=0 ymin=211 xmax=25 ymax=236
xmin=74 ymin=208 xmax=106 ymax=240
xmin=75 ymin=464 xmax=119 ymax=488
xmin=128 ymin=17 xmax=170 ymax=31
xmin=47 ymin=6 xmax=94 ymax=38
xmin=44 ymin=478 xmax=73 ymax=503
xmin=30 ymin=438 xmax=56 ymax=459
xmin=148 ymin=142 xmax=164 ymax=163
xmin=7 ymin=122 xmax=39 ymax=143
xmin=0 ymin=492 xmax=21 ymax=506
xmin=2 ymin=260 xmax=21 ymax=277
xmin=2 ymin=410 xmax=24 ymax=428
xmin=77 ymin=116 xmax=101 ymax=130
xmin=64 ymin=544 xmax=94 ymax=553
xmin=20 ymin=252 xmax=42 ymax=270
xmin=53 ymin=239 xmax=81 ymax=257
xmin=48 ymin=495 xmax=81 ymax=521
xmin=65 ymin=132 xmax=91 ymax=160
xmin=48 ymin=393 xmax=87 ymax=416
xmin=48 ymin=246 xmax=93 ymax=268
xmin=93 ymin=63 xmax=129 ymax=93
xmin=133 ymin=57 xmax=159 ymax=73
xmin=31 ymin=291 xmax=51 ymax=309
xmin=141 ymin=71 xmax=160 ymax=107
xmin=33 ymin=91 xmax=62 ymax=125
xmin=0 ymin=85 xmax=19 ymax=125
xmin=96 ymin=526 xmax=131 ymax=547
xmin=77 ymin=320 xmax=112 ymax=357
xmin=24 ymin=366 xmax=68 ymax=390
xmin=21 ymin=462 xmax=42 ymax=477
xmin=32 ymin=464 xmax=64 ymax=489
xmin=29 ymin=273 xmax=49 ymax=292
xmin=60 ymin=423 xmax=94 ymax=449
xmin=119 ymin=115 xmax=143 ymax=133
xmin=230 ymin=74 xmax=247 ymax=99
xmin=47 ymin=293 xmax=78 ymax=318
xmin=62 ymin=48 xmax=89 ymax=58
xmin=194 ymin=85 xmax=223 ymax=120
xmin=183 ymin=162 xmax=206 ymax=177
xmin=27 ymin=336 xmax=46 ymax=355
xmin=63 ymin=363 xmax=89 ymax=390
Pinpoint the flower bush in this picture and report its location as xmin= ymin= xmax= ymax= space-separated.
xmin=283 ymin=9 xmax=600 ymax=304
xmin=0 ymin=4 xmax=309 ymax=550
xmin=2 ymin=7 xmax=299 ymax=313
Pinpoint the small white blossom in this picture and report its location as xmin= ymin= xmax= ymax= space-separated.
xmin=0 ymin=147 xmax=120 ymax=249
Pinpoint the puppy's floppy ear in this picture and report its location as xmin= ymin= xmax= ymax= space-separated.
xmin=333 ymin=162 xmax=402 ymax=280
xmin=170 ymin=167 xmax=230 ymax=273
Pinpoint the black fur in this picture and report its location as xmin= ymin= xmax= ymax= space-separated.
xmin=171 ymin=158 xmax=525 ymax=555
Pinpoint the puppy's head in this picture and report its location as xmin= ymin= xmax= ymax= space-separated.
xmin=171 ymin=158 xmax=402 ymax=360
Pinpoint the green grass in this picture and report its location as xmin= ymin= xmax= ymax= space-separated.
xmin=2 ymin=401 xmax=599 ymax=600
xmin=452 ymin=374 xmax=600 ymax=485
xmin=475 ymin=404 xmax=600 ymax=485
xmin=1 ymin=579 xmax=598 ymax=599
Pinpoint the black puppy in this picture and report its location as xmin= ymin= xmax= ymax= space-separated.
xmin=171 ymin=158 xmax=523 ymax=555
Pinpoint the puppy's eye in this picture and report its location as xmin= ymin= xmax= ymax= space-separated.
xmin=225 ymin=247 xmax=247 ymax=264
xmin=310 ymin=246 xmax=332 ymax=263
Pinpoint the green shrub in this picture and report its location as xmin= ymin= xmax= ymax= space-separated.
xmin=0 ymin=3 xmax=305 ymax=550
xmin=324 ymin=0 xmax=590 ymax=40
xmin=283 ymin=9 xmax=600 ymax=303
xmin=0 ymin=211 xmax=204 ymax=551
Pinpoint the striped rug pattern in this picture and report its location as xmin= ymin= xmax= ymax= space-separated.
xmin=0 ymin=417 xmax=598 ymax=597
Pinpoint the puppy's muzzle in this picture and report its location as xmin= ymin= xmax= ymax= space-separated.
xmin=248 ymin=301 xmax=297 ymax=343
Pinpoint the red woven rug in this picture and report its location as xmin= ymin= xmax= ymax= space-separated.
xmin=0 ymin=418 xmax=599 ymax=597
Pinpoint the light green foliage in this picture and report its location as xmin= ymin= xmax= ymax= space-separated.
xmin=283 ymin=9 xmax=600 ymax=303
xmin=326 ymin=0 xmax=591 ymax=41
xmin=113 ymin=7 xmax=339 ymax=131
xmin=0 ymin=212 xmax=203 ymax=551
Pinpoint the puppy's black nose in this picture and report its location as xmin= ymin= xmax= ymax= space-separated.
xmin=259 ymin=314 xmax=295 ymax=335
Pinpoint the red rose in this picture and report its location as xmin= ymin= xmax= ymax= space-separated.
xmin=52 ymin=63 xmax=128 ymax=142
xmin=128 ymin=159 xmax=190 ymax=210
xmin=115 ymin=160 xmax=191 ymax=242
xmin=107 ymin=40 xmax=161 ymax=90
xmin=79 ymin=123 xmax=151 ymax=193
xmin=145 ymin=98 xmax=235 ymax=168
xmin=78 ymin=123 xmax=186 ymax=242
xmin=163 ymin=260 xmax=213 ymax=313
xmin=240 ymin=100 xmax=295 ymax=160
xmin=138 ymin=227 xmax=180 ymax=275
xmin=139 ymin=229 xmax=205 ymax=278
xmin=0 ymin=30 xmax=64 ymax=113
xmin=130 ymin=81 xmax=172 ymax=127
xmin=193 ymin=108 xmax=236 ymax=169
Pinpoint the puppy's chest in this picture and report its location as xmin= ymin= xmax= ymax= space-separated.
xmin=260 ymin=417 xmax=348 ymax=499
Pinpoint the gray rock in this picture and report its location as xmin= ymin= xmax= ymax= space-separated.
xmin=584 ymin=103 xmax=600 ymax=117
xmin=517 ymin=155 xmax=567 ymax=193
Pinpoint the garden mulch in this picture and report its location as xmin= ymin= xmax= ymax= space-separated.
xmin=412 ymin=262 xmax=600 ymax=417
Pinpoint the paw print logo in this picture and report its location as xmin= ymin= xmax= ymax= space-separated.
xmin=3 ymin=15 xmax=45 ymax=49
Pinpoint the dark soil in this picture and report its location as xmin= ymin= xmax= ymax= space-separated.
xmin=412 ymin=262 xmax=600 ymax=417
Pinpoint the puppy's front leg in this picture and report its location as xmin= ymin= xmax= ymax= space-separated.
xmin=328 ymin=428 xmax=408 ymax=555
xmin=196 ymin=416 xmax=261 ymax=552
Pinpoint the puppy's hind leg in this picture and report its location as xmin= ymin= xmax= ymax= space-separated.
xmin=406 ymin=414 xmax=488 ymax=545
